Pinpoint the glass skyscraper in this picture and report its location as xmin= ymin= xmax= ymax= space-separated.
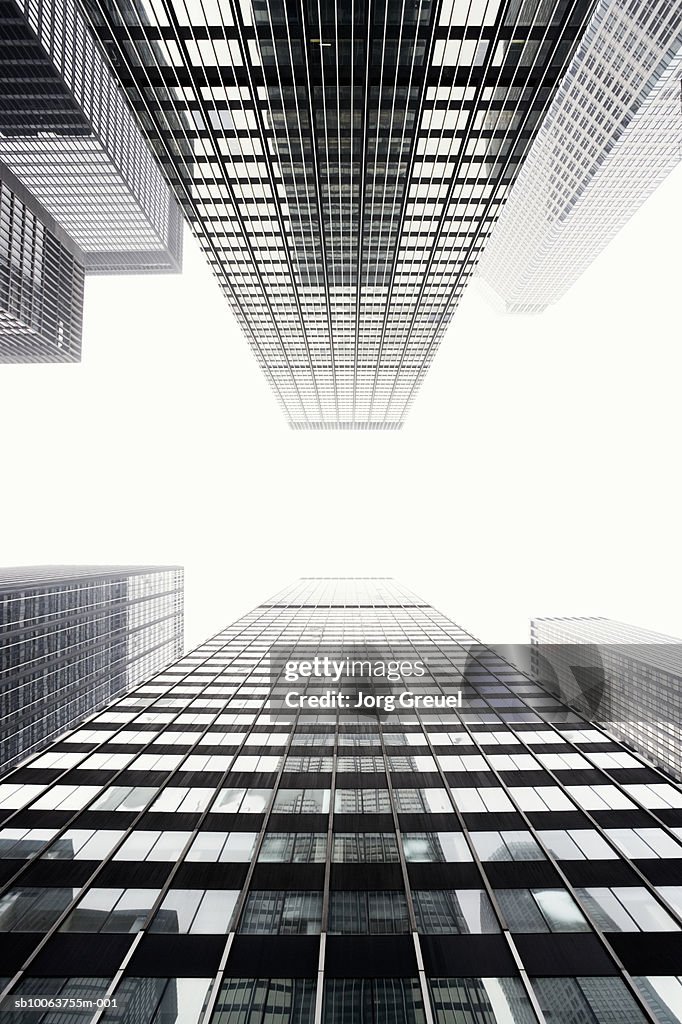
xmin=82 ymin=0 xmax=596 ymax=428
xmin=531 ymin=615 xmax=682 ymax=783
xmin=1 ymin=578 xmax=682 ymax=1022
xmin=0 ymin=0 xmax=184 ymax=276
xmin=0 ymin=161 xmax=84 ymax=363
xmin=0 ymin=566 xmax=184 ymax=773
xmin=476 ymin=0 xmax=682 ymax=312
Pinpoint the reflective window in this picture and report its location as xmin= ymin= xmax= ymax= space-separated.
xmin=332 ymin=833 xmax=399 ymax=863
xmin=41 ymin=829 xmax=125 ymax=861
xmin=323 ymin=979 xmax=425 ymax=1024
xmin=470 ymin=831 xmax=545 ymax=862
xmin=533 ymin=977 xmax=648 ymax=1024
xmin=239 ymin=892 xmax=323 ymax=935
xmin=0 ymin=828 xmax=58 ymax=859
xmin=60 ymin=888 xmax=160 ymax=933
xmin=335 ymin=788 xmax=391 ymax=813
xmin=413 ymin=890 xmax=499 ymax=934
xmin=0 ymin=887 xmax=79 ymax=931
xmin=185 ymin=831 xmax=258 ymax=863
xmin=402 ymin=832 xmax=472 ymax=862
xmin=538 ymin=829 xmax=617 ymax=861
xmin=150 ymin=889 xmax=238 ymax=933
xmin=212 ymin=788 xmax=272 ymax=813
xmin=272 ymin=789 xmax=330 ymax=813
xmin=396 ymin=788 xmax=453 ymax=813
xmin=259 ymin=833 xmax=327 ymax=863
xmin=495 ymin=889 xmax=590 ymax=933
xmin=212 ymin=978 xmax=315 ymax=1024
xmin=329 ymin=891 xmax=410 ymax=934
xmin=114 ymin=830 xmax=191 ymax=862
xmin=429 ymin=978 xmax=536 ymax=1024
xmin=575 ymin=887 xmax=679 ymax=932
xmin=90 ymin=787 xmax=158 ymax=812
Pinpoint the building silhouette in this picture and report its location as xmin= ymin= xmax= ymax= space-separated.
xmin=0 ymin=566 xmax=184 ymax=772
xmin=476 ymin=0 xmax=682 ymax=312
xmin=82 ymin=0 xmax=596 ymax=428
xmin=0 ymin=579 xmax=681 ymax=1021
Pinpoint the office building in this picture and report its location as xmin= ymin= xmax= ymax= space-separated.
xmin=83 ymin=0 xmax=597 ymax=427
xmin=530 ymin=616 xmax=682 ymax=782
xmin=0 ymin=0 xmax=184 ymax=276
xmin=476 ymin=0 xmax=682 ymax=312
xmin=0 ymin=160 xmax=84 ymax=362
xmin=0 ymin=578 xmax=682 ymax=1022
xmin=0 ymin=566 xmax=184 ymax=772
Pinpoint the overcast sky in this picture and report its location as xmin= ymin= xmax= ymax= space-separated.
xmin=1 ymin=164 xmax=680 ymax=651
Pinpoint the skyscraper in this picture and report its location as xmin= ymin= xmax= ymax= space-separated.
xmin=476 ymin=0 xmax=682 ymax=312
xmin=0 ymin=578 xmax=682 ymax=1023
xmin=530 ymin=616 xmax=682 ymax=782
xmin=0 ymin=566 xmax=184 ymax=772
xmin=0 ymin=0 xmax=184 ymax=363
xmin=0 ymin=0 xmax=184 ymax=276
xmin=0 ymin=160 xmax=84 ymax=362
xmin=82 ymin=0 xmax=597 ymax=428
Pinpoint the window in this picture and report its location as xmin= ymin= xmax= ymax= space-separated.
xmin=186 ymin=831 xmax=258 ymax=862
xmin=335 ymin=788 xmax=391 ymax=813
xmin=605 ymin=828 xmax=682 ymax=859
xmin=396 ymin=788 xmax=453 ymax=813
xmin=332 ymin=833 xmax=399 ymax=863
xmin=566 ymin=785 xmax=636 ymax=811
xmin=451 ymin=787 xmax=513 ymax=813
xmin=272 ymin=789 xmax=330 ymax=813
xmin=413 ymin=890 xmax=499 ymax=934
xmin=329 ymin=891 xmax=409 ymax=934
xmin=214 ymin=979 xmax=315 ymax=1023
xmin=114 ymin=831 xmax=192 ymax=862
xmin=90 ymin=787 xmax=158 ymax=812
xmin=31 ymin=786 xmax=102 ymax=812
xmin=538 ymin=829 xmax=617 ymax=861
xmin=508 ymin=787 xmax=574 ymax=812
xmin=402 ymin=832 xmax=472 ymax=862
xmin=0 ymin=828 xmax=58 ymax=859
xmin=41 ymin=830 xmax=124 ymax=861
xmin=60 ymin=888 xmax=160 ymax=933
xmin=495 ymin=889 xmax=589 ymax=933
xmin=574 ymin=887 xmax=679 ymax=932
xmin=150 ymin=889 xmax=238 ymax=933
xmin=212 ymin=788 xmax=272 ymax=813
xmin=533 ymin=977 xmax=649 ymax=1024
xmin=239 ymin=892 xmax=323 ymax=934
xmin=0 ymin=887 xmax=79 ymax=931
xmin=470 ymin=831 xmax=545 ymax=862
xmin=149 ymin=788 xmax=215 ymax=813
xmin=231 ymin=755 xmax=282 ymax=772
xmin=259 ymin=833 xmax=327 ymax=863
xmin=429 ymin=978 xmax=535 ymax=1024
xmin=323 ymin=979 xmax=424 ymax=1024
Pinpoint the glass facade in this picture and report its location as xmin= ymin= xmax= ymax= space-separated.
xmin=477 ymin=0 xmax=682 ymax=311
xmin=531 ymin=616 xmax=682 ymax=783
xmin=82 ymin=0 xmax=595 ymax=428
xmin=0 ymin=578 xmax=681 ymax=1022
xmin=0 ymin=566 xmax=184 ymax=772
xmin=0 ymin=161 xmax=84 ymax=363
xmin=0 ymin=0 xmax=184 ymax=275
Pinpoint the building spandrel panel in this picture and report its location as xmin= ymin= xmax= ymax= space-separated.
xmin=81 ymin=0 xmax=596 ymax=427
xmin=0 ymin=578 xmax=681 ymax=1021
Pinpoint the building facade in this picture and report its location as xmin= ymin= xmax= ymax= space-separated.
xmin=0 ymin=160 xmax=84 ymax=363
xmin=530 ymin=615 xmax=682 ymax=782
xmin=0 ymin=566 xmax=184 ymax=773
xmin=476 ymin=0 xmax=682 ymax=312
xmin=82 ymin=0 xmax=597 ymax=428
xmin=0 ymin=0 xmax=184 ymax=276
xmin=0 ymin=579 xmax=681 ymax=1022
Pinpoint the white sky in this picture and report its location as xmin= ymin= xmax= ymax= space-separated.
xmin=1 ymin=164 xmax=680 ymax=652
